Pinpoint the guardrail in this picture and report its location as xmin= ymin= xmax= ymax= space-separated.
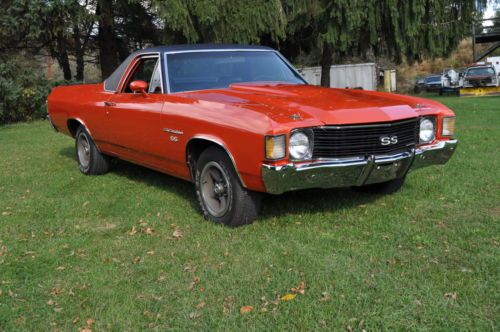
xmin=473 ymin=17 xmax=500 ymax=61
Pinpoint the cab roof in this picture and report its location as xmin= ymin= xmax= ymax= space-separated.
xmin=104 ymin=44 xmax=274 ymax=92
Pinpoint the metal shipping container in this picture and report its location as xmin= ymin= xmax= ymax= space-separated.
xmin=297 ymin=63 xmax=377 ymax=90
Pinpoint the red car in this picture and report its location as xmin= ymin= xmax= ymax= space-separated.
xmin=47 ymin=45 xmax=457 ymax=226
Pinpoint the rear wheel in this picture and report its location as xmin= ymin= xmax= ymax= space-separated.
xmin=195 ymin=146 xmax=261 ymax=227
xmin=355 ymin=177 xmax=406 ymax=195
xmin=75 ymin=126 xmax=109 ymax=175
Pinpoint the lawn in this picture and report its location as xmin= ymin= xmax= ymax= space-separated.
xmin=0 ymin=96 xmax=498 ymax=331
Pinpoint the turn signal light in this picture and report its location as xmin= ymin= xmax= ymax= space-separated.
xmin=265 ymin=135 xmax=286 ymax=160
xmin=442 ymin=117 xmax=455 ymax=137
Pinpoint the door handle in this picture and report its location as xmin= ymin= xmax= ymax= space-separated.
xmin=104 ymin=101 xmax=116 ymax=107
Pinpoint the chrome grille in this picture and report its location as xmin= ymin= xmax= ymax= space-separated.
xmin=312 ymin=118 xmax=419 ymax=158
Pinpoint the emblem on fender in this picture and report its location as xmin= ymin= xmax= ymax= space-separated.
xmin=380 ymin=136 xmax=398 ymax=146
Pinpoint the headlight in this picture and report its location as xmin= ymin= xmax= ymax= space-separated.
xmin=419 ymin=117 xmax=435 ymax=144
xmin=265 ymin=135 xmax=286 ymax=160
xmin=442 ymin=116 xmax=455 ymax=137
xmin=289 ymin=131 xmax=313 ymax=160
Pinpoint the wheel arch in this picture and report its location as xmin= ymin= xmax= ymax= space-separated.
xmin=186 ymin=135 xmax=246 ymax=188
xmin=67 ymin=118 xmax=102 ymax=153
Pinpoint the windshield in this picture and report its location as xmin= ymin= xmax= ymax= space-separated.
xmin=166 ymin=51 xmax=306 ymax=93
xmin=466 ymin=67 xmax=495 ymax=76
xmin=425 ymin=76 xmax=441 ymax=83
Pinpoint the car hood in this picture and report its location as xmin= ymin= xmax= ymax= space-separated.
xmin=180 ymin=83 xmax=442 ymax=130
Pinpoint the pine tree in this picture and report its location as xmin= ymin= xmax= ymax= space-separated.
xmin=286 ymin=0 xmax=487 ymax=86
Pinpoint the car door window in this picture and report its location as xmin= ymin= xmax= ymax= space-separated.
xmin=148 ymin=61 xmax=162 ymax=93
xmin=124 ymin=57 xmax=162 ymax=93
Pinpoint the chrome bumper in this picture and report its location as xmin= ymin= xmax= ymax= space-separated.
xmin=262 ymin=140 xmax=458 ymax=194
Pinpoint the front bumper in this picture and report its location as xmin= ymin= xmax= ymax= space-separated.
xmin=261 ymin=140 xmax=457 ymax=194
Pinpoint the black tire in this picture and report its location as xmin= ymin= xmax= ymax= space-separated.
xmin=75 ymin=126 xmax=109 ymax=175
xmin=195 ymin=146 xmax=261 ymax=227
xmin=355 ymin=177 xmax=406 ymax=195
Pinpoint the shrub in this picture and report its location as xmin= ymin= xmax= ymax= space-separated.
xmin=0 ymin=56 xmax=52 ymax=125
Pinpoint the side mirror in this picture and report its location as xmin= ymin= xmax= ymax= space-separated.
xmin=130 ymin=80 xmax=148 ymax=96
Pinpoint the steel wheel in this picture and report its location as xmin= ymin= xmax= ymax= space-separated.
xmin=77 ymin=132 xmax=91 ymax=169
xmin=200 ymin=161 xmax=232 ymax=218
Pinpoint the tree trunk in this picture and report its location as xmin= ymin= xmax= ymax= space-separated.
xmin=97 ymin=0 xmax=118 ymax=79
xmin=320 ymin=42 xmax=333 ymax=87
xmin=56 ymin=31 xmax=72 ymax=80
xmin=74 ymin=25 xmax=84 ymax=81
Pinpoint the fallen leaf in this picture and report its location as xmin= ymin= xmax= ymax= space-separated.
xmin=144 ymin=227 xmax=154 ymax=235
xmin=182 ymin=265 xmax=196 ymax=273
xmin=56 ymin=266 xmax=65 ymax=271
xmin=223 ymin=296 xmax=235 ymax=314
xmin=46 ymin=299 xmax=55 ymax=306
xmin=0 ymin=246 xmax=7 ymax=257
xmin=196 ymin=300 xmax=206 ymax=309
xmin=188 ymin=277 xmax=200 ymax=290
xmin=280 ymin=293 xmax=297 ymax=301
xmin=72 ymin=317 xmax=80 ymax=324
xmin=85 ymin=318 xmax=94 ymax=328
xmin=50 ymin=287 xmax=61 ymax=296
xmin=189 ymin=311 xmax=201 ymax=319
xmin=128 ymin=226 xmax=138 ymax=236
xmin=240 ymin=306 xmax=254 ymax=314
xmin=146 ymin=251 xmax=155 ymax=256
xmin=444 ymin=292 xmax=457 ymax=301
xmin=320 ymin=292 xmax=331 ymax=302
xmin=172 ymin=229 xmax=183 ymax=239
xmin=132 ymin=256 xmax=141 ymax=264
xmin=291 ymin=282 xmax=306 ymax=295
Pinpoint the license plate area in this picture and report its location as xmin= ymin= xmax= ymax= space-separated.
xmin=364 ymin=161 xmax=404 ymax=185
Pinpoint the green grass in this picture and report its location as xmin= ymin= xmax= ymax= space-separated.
xmin=0 ymin=96 xmax=499 ymax=331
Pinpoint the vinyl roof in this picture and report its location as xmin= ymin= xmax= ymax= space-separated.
xmin=104 ymin=44 xmax=274 ymax=92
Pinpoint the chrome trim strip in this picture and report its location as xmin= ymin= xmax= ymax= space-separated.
xmin=47 ymin=114 xmax=58 ymax=132
xmin=316 ymin=117 xmax=418 ymax=130
xmin=163 ymin=128 xmax=184 ymax=135
xmin=187 ymin=135 xmax=247 ymax=188
xmin=165 ymin=48 xmax=272 ymax=55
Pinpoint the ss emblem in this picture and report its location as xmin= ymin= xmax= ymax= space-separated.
xmin=380 ymin=136 xmax=398 ymax=146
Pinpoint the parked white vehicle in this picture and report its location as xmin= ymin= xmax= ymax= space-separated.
xmin=441 ymin=68 xmax=460 ymax=87
xmin=486 ymin=56 xmax=500 ymax=75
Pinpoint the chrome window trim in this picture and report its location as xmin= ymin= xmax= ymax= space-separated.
xmin=118 ymin=52 xmax=163 ymax=94
xmin=163 ymin=49 xmax=307 ymax=94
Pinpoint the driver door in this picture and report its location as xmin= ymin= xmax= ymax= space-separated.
xmin=103 ymin=54 xmax=167 ymax=167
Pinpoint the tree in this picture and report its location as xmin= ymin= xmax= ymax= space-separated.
xmin=151 ymin=0 xmax=287 ymax=44
xmin=285 ymin=0 xmax=487 ymax=87
xmin=96 ymin=0 xmax=161 ymax=78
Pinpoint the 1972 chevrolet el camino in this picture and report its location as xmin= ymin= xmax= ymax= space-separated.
xmin=47 ymin=44 xmax=457 ymax=226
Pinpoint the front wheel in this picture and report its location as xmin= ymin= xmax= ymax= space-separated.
xmin=195 ymin=146 xmax=261 ymax=227
xmin=355 ymin=177 xmax=406 ymax=194
xmin=75 ymin=126 xmax=110 ymax=175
